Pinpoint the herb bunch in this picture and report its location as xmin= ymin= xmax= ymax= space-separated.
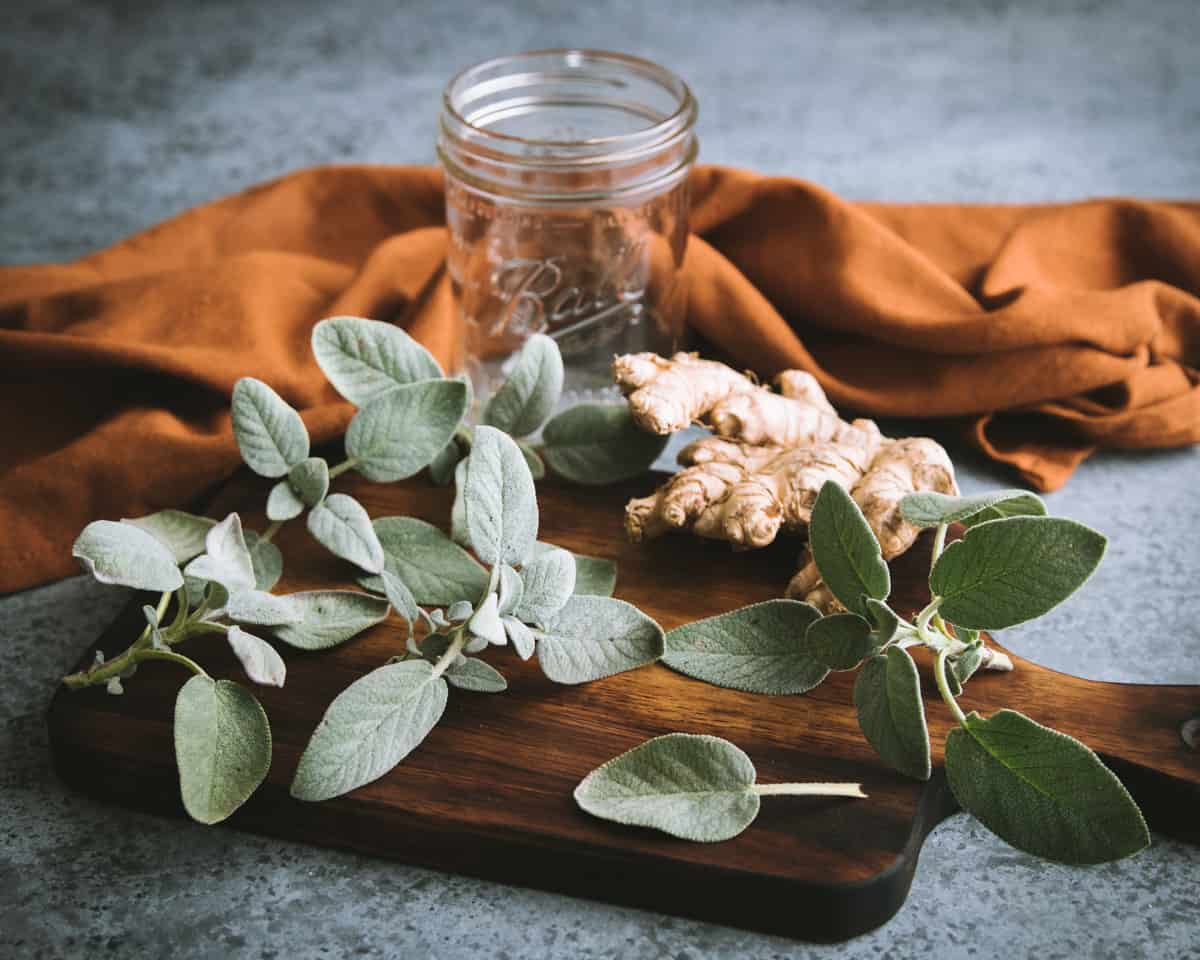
xmin=655 ymin=481 xmax=1150 ymax=863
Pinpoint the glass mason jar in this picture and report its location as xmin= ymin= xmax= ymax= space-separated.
xmin=438 ymin=49 xmax=698 ymax=408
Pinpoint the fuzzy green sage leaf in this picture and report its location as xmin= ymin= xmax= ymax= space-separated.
xmin=574 ymin=733 xmax=760 ymax=842
xmin=930 ymin=516 xmax=1106 ymax=630
xmin=515 ymin=545 xmax=576 ymax=626
xmin=537 ymin=595 xmax=664 ymax=684
xmin=226 ymin=625 xmax=287 ymax=688
xmin=311 ymin=315 xmax=442 ymax=407
xmin=945 ymin=709 xmax=1150 ymax=864
xmin=183 ymin=513 xmax=255 ymax=591
xmin=266 ymin=480 xmax=305 ymax=522
xmin=290 ymin=659 xmax=447 ymax=802
xmin=73 ymin=520 xmax=184 ymax=592
xmin=809 ymin=481 xmax=890 ymax=616
xmin=854 ymin=646 xmax=931 ymax=781
xmin=225 ymin=589 xmax=304 ymax=626
xmin=805 ymin=613 xmax=884 ymax=671
xmin=289 ymin=456 xmax=330 ymax=507
xmin=900 ymin=489 xmax=1047 ymax=529
xmin=663 ymin=600 xmax=828 ymax=695
xmin=541 ymin=404 xmax=668 ymax=485
xmin=482 ymin=334 xmax=564 ymax=438
xmin=271 ymin=590 xmax=390 ymax=651
xmin=445 ymin=657 xmax=508 ymax=693
xmin=358 ymin=516 xmax=488 ymax=605
xmin=462 ymin=425 xmax=539 ymax=567
xmin=307 ymin=494 xmax=385 ymax=574
xmin=231 ymin=377 xmax=309 ymax=478
xmin=174 ymin=676 xmax=271 ymax=824
xmin=123 ymin=510 xmax=214 ymax=565
xmin=345 ymin=378 xmax=468 ymax=483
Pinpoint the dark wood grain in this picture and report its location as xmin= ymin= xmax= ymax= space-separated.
xmin=47 ymin=470 xmax=1200 ymax=941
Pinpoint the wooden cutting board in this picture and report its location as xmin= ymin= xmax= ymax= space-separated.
xmin=47 ymin=470 xmax=1200 ymax=942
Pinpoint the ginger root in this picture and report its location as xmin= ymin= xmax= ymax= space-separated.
xmin=616 ymin=352 xmax=959 ymax=611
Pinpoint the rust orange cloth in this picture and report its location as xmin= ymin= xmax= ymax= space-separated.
xmin=2 ymin=164 xmax=1198 ymax=594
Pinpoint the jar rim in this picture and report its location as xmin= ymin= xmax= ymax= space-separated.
xmin=441 ymin=48 xmax=697 ymax=158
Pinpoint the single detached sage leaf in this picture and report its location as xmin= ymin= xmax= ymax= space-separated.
xmin=482 ymin=333 xmax=564 ymax=437
xmin=174 ymin=676 xmax=271 ymax=824
xmin=346 ymin=379 xmax=468 ymax=483
xmin=538 ymin=596 xmax=664 ymax=684
xmin=946 ymin=709 xmax=1150 ymax=864
xmin=809 ymin=481 xmax=890 ymax=616
xmin=358 ymin=516 xmax=488 ymax=605
xmin=307 ymin=494 xmax=385 ymax=574
xmin=290 ymin=660 xmax=448 ymax=802
xmin=463 ymin=425 xmax=539 ymax=567
xmin=515 ymin=546 xmax=576 ymax=626
xmin=899 ymin=489 xmax=1047 ymax=529
xmin=930 ymin=516 xmax=1107 ymax=630
xmin=663 ymin=600 xmax=828 ymax=695
xmin=266 ymin=480 xmax=305 ymax=522
xmin=854 ymin=647 xmax=931 ymax=781
xmin=574 ymin=733 xmax=759 ymax=842
xmin=227 ymin=625 xmax=287 ymax=688
xmin=503 ymin=615 xmax=536 ymax=660
xmin=541 ymin=404 xmax=668 ymax=485
xmin=289 ymin=456 xmax=330 ymax=507
xmin=311 ymin=315 xmax=442 ymax=407
xmin=272 ymin=590 xmax=390 ymax=650
xmin=123 ymin=510 xmax=215 ymax=564
xmin=244 ymin=531 xmax=283 ymax=591
xmin=73 ymin=520 xmax=184 ymax=592
xmin=445 ymin=657 xmax=508 ymax=693
xmin=804 ymin=613 xmax=882 ymax=671
xmin=184 ymin=513 xmax=256 ymax=591
xmin=225 ymin=589 xmax=304 ymax=626
xmin=231 ymin=377 xmax=309 ymax=478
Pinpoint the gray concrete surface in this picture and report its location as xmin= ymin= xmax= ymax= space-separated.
xmin=2 ymin=0 xmax=1198 ymax=957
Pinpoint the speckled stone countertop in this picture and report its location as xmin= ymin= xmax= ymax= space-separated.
xmin=3 ymin=1 xmax=1198 ymax=957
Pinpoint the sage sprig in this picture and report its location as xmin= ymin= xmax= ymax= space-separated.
xmin=661 ymin=481 xmax=1149 ymax=864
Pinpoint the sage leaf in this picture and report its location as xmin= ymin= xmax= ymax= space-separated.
xmin=662 ymin=600 xmax=828 ymax=695
xmin=345 ymin=379 xmax=468 ymax=482
xmin=809 ymin=481 xmax=889 ymax=616
xmin=951 ymin=642 xmax=985 ymax=688
xmin=174 ymin=676 xmax=271 ymax=824
xmin=73 ymin=520 xmax=184 ymax=592
xmin=446 ymin=657 xmax=508 ymax=693
xmin=574 ymin=733 xmax=759 ymax=842
xmin=537 ymin=596 xmax=664 ymax=684
xmin=358 ymin=517 xmax=488 ymax=605
xmin=311 ymin=315 xmax=442 ymax=406
xmin=482 ymin=334 xmax=564 ymax=437
xmin=531 ymin=542 xmax=617 ymax=597
xmin=930 ymin=516 xmax=1107 ymax=630
xmin=468 ymin=593 xmax=505 ymax=646
xmin=380 ymin=571 xmax=420 ymax=633
xmin=515 ymin=546 xmax=576 ymax=626
xmin=231 ymin=378 xmax=309 ymax=478
xmin=288 ymin=456 xmax=330 ymax=507
xmin=503 ymin=615 xmax=536 ymax=660
xmin=123 ymin=510 xmax=214 ymax=564
xmin=865 ymin=598 xmax=902 ymax=645
xmin=945 ymin=709 xmax=1150 ymax=864
xmin=183 ymin=513 xmax=256 ymax=591
xmin=245 ymin=531 xmax=283 ymax=591
xmin=225 ymin=589 xmax=303 ymax=626
xmin=307 ymin=494 xmax=385 ymax=574
xmin=290 ymin=660 xmax=448 ymax=802
xmin=226 ymin=625 xmax=287 ymax=688
xmin=854 ymin=647 xmax=931 ymax=781
xmin=805 ymin=613 xmax=882 ymax=671
xmin=272 ymin=590 xmax=390 ymax=650
xmin=428 ymin=438 xmax=463 ymax=487
xmin=541 ymin=404 xmax=668 ymax=485
xmin=447 ymin=600 xmax=474 ymax=622
xmin=450 ymin=459 xmax=470 ymax=546
xmin=463 ymin=425 xmax=538 ymax=567
xmin=266 ymin=480 xmax=305 ymax=522
xmin=900 ymin=489 xmax=1047 ymax=529
xmin=497 ymin=564 xmax=523 ymax=616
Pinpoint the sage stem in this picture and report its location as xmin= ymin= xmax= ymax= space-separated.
xmin=751 ymin=782 xmax=867 ymax=799
xmin=327 ymin=457 xmax=358 ymax=480
xmin=934 ymin=648 xmax=967 ymax=726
